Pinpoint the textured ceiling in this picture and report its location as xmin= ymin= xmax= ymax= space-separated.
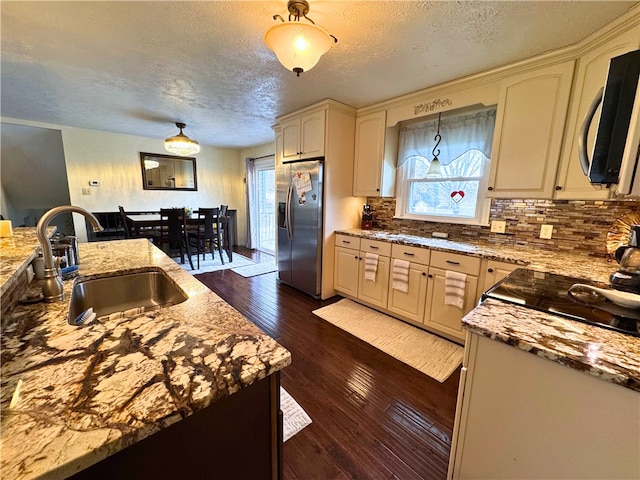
xmin=1 ymin=1 xmax=637 ymax=149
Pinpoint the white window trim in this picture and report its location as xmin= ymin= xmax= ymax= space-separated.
xmin=394 ymin=174 xmax=491 ymax=226
xmin=394 ymin=107 xmax=495 ymax=226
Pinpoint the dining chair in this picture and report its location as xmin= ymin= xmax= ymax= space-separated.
xmin=118 ymin=206 xmax=160 ymax=245
xmin=187 ymin=207 xmax=224 ymax=269
xmin=218 ymin=205 xmax=233 ymax=261
xmin=159 ymin=208 xmax=194 ymax=269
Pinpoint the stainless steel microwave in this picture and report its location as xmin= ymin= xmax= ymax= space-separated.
xmin=579 ymin=49 xmax=640 ymax=195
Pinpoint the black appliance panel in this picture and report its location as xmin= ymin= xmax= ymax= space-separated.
xmin=483 ymin=268 xmax=640 ymax=337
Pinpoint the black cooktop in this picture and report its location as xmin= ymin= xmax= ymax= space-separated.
xmin=483 ymin=268 xmax=640 ymax=337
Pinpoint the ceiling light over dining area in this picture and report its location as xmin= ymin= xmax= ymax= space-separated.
xmin=164 ymin=122 xmax=200 ymax=156
xmin=264 ymin=0 xmax=337 ymax=77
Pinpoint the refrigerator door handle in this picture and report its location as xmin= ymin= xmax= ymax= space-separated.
xmin=286 ymin=185 xmax=293 ymax=240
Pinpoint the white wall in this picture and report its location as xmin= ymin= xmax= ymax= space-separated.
xmin=1 ymin=117 xmax=248 ymax=243
xmin=1 ymin=123 xmax=72 ymax=228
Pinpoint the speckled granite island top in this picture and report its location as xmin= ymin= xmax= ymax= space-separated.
xmin=462 ymin=298 xmax=640 ymax=392
xmin=1 ymin=239 xmax=291 ymax=480
xmin=336 ymin=229 xmax=639 ymax=392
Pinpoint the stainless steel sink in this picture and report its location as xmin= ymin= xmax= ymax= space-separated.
xmin=68 ymin=269 xmax=188 ymax=324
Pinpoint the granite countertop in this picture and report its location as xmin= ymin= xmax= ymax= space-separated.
xmin=0 ymin=227 xmax=55 ymax=298
xmin=1 ymin=238 xmax=291 ymax=480
xmin=336 ymin=228 xmax=639 ymax=393
xmin=336 ymin=228 xmax=616 ymax=283
xmin=463 ymin=298 xmax=640 ymax=392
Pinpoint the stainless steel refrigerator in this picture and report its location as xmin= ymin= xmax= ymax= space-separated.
xmin=276 ymin=157 xmax=324 ymax=298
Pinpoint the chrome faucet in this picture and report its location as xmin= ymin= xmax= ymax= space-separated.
xmin=36 ymin=205 xmax=103 ymax=302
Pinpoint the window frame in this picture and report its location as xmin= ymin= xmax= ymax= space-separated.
xmin=394 ymin=109 xmax=495 ymax=226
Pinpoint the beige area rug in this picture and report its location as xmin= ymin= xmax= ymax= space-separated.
xmin=312 ymin=299 xmax=463 ymax=383
xmin=231 ymin=261 xmax=278 ymax=277
xmin=173 ymin=253 xmax=256 ymax=275
xmin=281 ymin=387 xmax=312 ymax=442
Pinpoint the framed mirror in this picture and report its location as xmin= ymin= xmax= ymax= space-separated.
xmin=140 ymin=152 xmax=197 ymax=191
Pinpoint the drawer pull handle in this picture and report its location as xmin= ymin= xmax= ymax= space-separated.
xmin=369 ymin=246 xmax=379 ymax=249
xmin=446 ymin=260 xmax=461 ymax=265
xmin=403 ymin=252 xmax=415 ymax=256
xmin=342 ymin=240 xmax=351 ymax=244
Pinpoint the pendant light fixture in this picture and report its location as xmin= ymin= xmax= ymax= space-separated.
xmin=264 ymin=0 xmax=337 ymax=77
xmin=426 ymin=113 xmax=443 ymax=176
xmin=164 ymin=122 xmax=200 ymax=156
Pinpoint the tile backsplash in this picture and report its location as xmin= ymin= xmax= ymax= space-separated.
xmin=366 ymin=197 xmax=640 ymax=256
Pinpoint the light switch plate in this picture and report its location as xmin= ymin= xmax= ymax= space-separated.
xmin=490 ymin=220 xmax=506 ymax=234
xmin=540 ymin=224 xmax=553 ymax=239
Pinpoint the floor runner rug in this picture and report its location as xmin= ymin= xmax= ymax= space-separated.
xmin=312 ymin=299 xmax=463 ymax=383
xmin=173 ymin=253 xmax=256 ymax=275
xmin=231 ymin=262 xmax=278 ymax=277
xmin=281 ymin=387 xmax=312 ymax=442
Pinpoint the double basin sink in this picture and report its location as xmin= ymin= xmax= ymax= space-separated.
xmin=68 ymin=268 xmax=188 ymax=325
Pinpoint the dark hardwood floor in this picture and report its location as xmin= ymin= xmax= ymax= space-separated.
xmin=195 ymin=247 xmax=461 ymax=480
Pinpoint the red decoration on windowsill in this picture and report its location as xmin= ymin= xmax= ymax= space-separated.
xmin=451 ymin=191 xmax=465 ymax=203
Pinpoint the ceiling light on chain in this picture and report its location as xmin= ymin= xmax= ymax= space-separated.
xmin=426 ymin=113 xmax=443 ymax=176
xmin=164 ymin=122 xmax=200 ymax=156
xmin=264 ymin=0 xmax=337 ymax=76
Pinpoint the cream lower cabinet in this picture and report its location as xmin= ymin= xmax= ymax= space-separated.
xmin=334 ymin=246 xmax=360 ymax=297
xmin=387 ymin=244 xmax=431 ymax=323
xmin=424 ymin=251 xmax=481 ymax=342
xmin=334 ymin=235 xmax=390 ymax=309
xmin=448 ymin=333 xmax=640 ymax=479
xmin=335 ymin=236 xmax=486 ymax=343
xmin=357 ymin=239 xmax=391 ymax=309
xmin=476 ymin=259 xmax=519 ymax=301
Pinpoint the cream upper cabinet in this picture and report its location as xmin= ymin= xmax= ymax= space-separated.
xmin=487 ymin=61 xmax=575 ymax=198
xmin=555 ymin=28 xmax=640 ymax=200
xmin=353 ymin=110 xmax=396 ymax=197
xmin=280 ymin=109 xmax=326 ymax=162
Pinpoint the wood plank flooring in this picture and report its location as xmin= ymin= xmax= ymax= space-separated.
xmin=195 ymin=248 xmax=461 ymax=480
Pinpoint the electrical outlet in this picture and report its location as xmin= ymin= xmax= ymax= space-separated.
xmin=540 ymin=224 xmax=553 ymax=239
xmin=82 ymin=188 xmax=91 ymax=195
xmin=490 ymin=220 xmax=506 ymax=234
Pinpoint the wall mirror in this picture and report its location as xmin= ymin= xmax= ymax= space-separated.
xmin=140 ymin=152 xmax=197 ymax=191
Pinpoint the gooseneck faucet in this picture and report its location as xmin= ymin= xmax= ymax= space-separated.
xmin=36 ymin=205 xmax=104 ymax=302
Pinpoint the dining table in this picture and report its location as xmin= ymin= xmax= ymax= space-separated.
xmin=126 ymin=212 xmax=233 ymax=262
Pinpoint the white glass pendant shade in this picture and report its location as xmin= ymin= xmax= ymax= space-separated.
xmin=164 ymin=123 xmax=200 ymax=156
xmin=264 ymin=22 xmax=334 ymax=75
xmin=426 ymin=158 xmax=442 ymax=176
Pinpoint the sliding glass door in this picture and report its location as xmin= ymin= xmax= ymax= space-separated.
xmin=253 ymin=158 xmax=275 ymax=254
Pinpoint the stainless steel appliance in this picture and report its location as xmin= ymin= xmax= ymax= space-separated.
xmin=579 ymin=49 xmax=640 ymax=194
xmin=277 ymin=157 xmax=324 ymax=298
xmin=483 ymin=268 xmax=640 ymax=337
xmin=611 ymin=224 xmax=640 ymax=293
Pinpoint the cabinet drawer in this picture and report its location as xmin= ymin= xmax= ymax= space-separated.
xmin=335 ymin=234 xmax=360 ymax=251
xmin=430 ymin=251 xmax=481 ymax=276
xmin=360 ymin=238 xmax=391 ymax=257
xmin=391 ymin=244 xmax=430 ymax=266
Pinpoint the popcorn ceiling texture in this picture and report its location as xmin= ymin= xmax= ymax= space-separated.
xmin=366 ymin=197 xmax=640 ymax=256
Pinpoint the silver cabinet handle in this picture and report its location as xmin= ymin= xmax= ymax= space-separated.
xmin=578 ymin=87 xmax=603 ymax=177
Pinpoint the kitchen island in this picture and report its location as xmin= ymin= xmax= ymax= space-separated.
xmin=447 ymin=298 xmax=640 ymax=479
xmin=0 ymin=236 xmax=291 ymax=479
